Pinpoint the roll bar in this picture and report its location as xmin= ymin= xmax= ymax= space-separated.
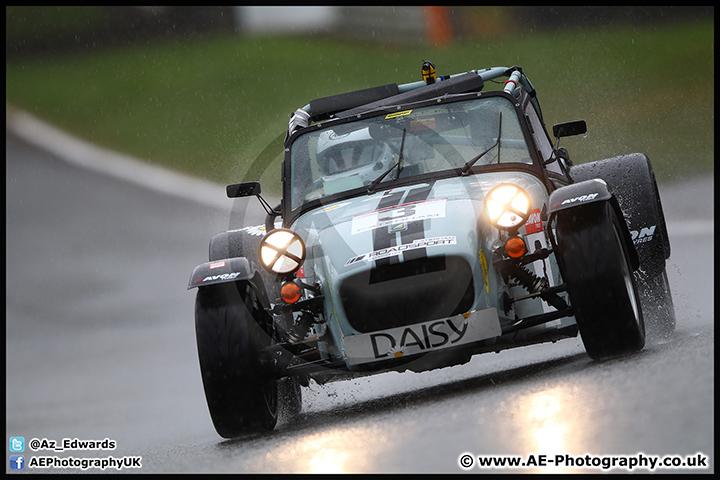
xmin=289 ymin=65 xmax=543 ymax=137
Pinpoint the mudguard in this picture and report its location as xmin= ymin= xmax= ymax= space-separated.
xmin=188 ymin=257 xmax=254 ymax=290
xmin=548 ymin=179 xmax=639 ymax=271
xmin=188 ymin=256 xmax=273 ymax=312
xmin=570 ymin=153 xmax=670 ymax=276
xmin=547 ymin=178 xmax=612 ymax=214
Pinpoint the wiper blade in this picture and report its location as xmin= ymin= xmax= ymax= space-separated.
xmin=460 ymin=141 xmax=498 ymax=176
xmin=461 ymin=112 xmax=502 ymax=175
xmin=367 ymin=128 xmax=406 ymax=194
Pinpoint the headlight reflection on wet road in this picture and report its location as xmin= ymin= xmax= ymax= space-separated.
xmin=245 ymin=423 xmax=397 ymax=473
xmin=514 ymin=383 xmax=600 ymax=473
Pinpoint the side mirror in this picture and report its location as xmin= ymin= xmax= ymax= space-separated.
xmin=553 ymin=120 xmax=587 ymax=139
xmin=227 ymin=182 xmax=261 ymax=198
xmin=226 ymin=182 xmax=279 ymax=229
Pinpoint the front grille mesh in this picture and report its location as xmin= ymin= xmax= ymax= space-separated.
xmin=339 ymin=255 xmax=475 ymax=333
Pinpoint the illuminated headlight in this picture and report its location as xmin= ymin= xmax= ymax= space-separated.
xmin=484 ymin=184 xmax=531 ymax=230
xmin=259 ymin=229 xmax=305 ymax=275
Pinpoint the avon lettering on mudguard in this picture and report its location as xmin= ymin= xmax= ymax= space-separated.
xmin=187 ymin=257 xmax=254 ymax=289
xmin=548 ymin=179 xmax=639 ymax=271
xmin=547 ymin=179 xmax=612 ymax=214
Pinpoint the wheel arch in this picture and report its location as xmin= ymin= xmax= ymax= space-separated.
xmin=188 ymin=256 xmax=272 ymax=311
xmin=570 ymin=153 xmax=670 ymax=276
xmin=548 ymin=179 xmax=639 ymax=271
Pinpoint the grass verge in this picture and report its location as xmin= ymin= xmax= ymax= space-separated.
xmin=6 ymin=18 xmax=713 ymax=193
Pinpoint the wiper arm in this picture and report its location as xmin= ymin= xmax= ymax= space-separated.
xmin=460 ymin=141 xmax=498 ymax=176
xmin=367 ymin=128 xmax=406 ymax=194
xmin=461 ymin=112 xmax=502 ymax=175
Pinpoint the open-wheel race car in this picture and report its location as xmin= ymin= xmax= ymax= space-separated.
xmin=188 ymin=63 xmax=675 ymax=437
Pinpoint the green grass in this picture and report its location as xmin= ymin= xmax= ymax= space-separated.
xmin=6 ymin=18 xmax=713 ymax=194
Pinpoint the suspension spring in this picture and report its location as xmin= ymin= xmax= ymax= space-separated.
xmin=510 ymin=265 xmax=548 ymax=294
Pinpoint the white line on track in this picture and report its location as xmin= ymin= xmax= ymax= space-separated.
xmin=6 ymin=105 xmax=231 ymax=211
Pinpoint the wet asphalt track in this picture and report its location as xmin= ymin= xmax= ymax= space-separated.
xmin=5 ymin=122 xmax=714 ymax=473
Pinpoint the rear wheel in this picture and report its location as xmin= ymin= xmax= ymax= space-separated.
xmin=195 ymin=283 xmax=278 ymax=437
xmin=555 ymin=202 xmax=645 ymax=360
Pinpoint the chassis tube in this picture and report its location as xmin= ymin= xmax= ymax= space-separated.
xmin=301 ymin=67 xmax=514 ymax=113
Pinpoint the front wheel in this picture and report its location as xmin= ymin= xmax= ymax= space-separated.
xmin=195 ymin=282 xmax=278 ymax=437
xmin=555 ymin=201 xmax=645 ymax=360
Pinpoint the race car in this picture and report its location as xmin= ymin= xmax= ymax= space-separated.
xmin=188 ymin=63 xmax=675 ymax=438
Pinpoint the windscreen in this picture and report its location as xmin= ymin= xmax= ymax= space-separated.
xmin=288 ymin=96 xmax=532 ymax=210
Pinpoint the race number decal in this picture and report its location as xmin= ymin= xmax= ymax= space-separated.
xmin=351 ymin=198 xmax=447 ymax=234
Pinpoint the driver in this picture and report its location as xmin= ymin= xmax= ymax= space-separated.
xmin=316 ymin=128 xmax=394 ymax=186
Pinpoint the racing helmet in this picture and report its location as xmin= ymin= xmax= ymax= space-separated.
xmin=316 ymin=128 xmax=394 ymax=183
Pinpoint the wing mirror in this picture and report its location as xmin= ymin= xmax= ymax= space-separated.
xmin=227 ymin=181 xmax=280 ymax=231
xmin=227 ymin=181 xmax=262 ymax=198
xmin=552 ymin=120 xmax=587 ymax=139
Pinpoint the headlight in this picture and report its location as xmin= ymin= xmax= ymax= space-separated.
xmin=259 ymin=229 xmax=306 ymax=275
xmin=484 ymin=184 xmax=531 ymax=230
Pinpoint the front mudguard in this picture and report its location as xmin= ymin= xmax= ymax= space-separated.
xmin=570 ymin=153 xmax=670 ymax=276
xmin=188 ymin=256 xmax=271 ymax=310
xmin=188 ymin=257 xmax=254 ymax=289
xmin=547 ymin=179 xmax=639 ymax=271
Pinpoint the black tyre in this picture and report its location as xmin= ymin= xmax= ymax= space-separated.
xmin=636 ymin=268 xmax=675 ymax=338
xmin=555 ymin=201 xmax=645 ymax=360
xmin=195 ymin=282 xmax=278 ymax=437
